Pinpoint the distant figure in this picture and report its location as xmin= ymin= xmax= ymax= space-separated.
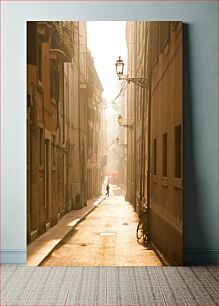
xmin=105 ymin=184 xmax=110 ymax=197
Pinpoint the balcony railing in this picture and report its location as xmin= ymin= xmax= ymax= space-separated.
xmin=51 ymin=22 xmax=74 ymax=61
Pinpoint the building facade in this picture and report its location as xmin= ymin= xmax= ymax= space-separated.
xmin=87 ymin=51 xmax=104 ymax=199
xmin=27 ymin=21 xmax=104 ymax=243
xmin=126 ymin=21 xmax=183 ymax=264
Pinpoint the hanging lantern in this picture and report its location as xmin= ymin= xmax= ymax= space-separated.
xmin=115 ymin=56 xmax=124 ymax=77
xmin=118 ymin=114 xmax=122 ymax=125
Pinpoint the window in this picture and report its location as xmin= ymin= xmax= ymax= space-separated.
xmin=50 ymin=65 xmax=60 ymax=102
xmin=37 ymin=39 xmax=42 ymax=81
xmin=175 ymin=125 xmax=182 ymax=178
xmin=159 ymin=22 xmax=170 ymax=52
xmin=88 ymin=128 xmax=93 ymax=149
xmin=162 ymin=133 xmax=167 ymax=177
xmin=27 ymin=22 xmax=37 ymax=65
xmin=39 ymin=128 xmax=44 ymax=166
xmin=52 ymin=135 xmax=56 ymax=166
xmin=150 ymin=22 xmax=159 ymax=67
xmin=71 ymin=146 xmax=74 ymax=166
xmin=153 ymin=138 xmax=157 ymax=175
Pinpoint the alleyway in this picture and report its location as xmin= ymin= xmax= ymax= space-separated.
xmin=41 ymin=186 xmax=163 ymax=266
xmin=27 ymin=21 xmax=183 ymax=265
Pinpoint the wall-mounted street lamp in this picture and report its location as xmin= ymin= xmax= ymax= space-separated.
xmin=118 ymin=114 xmax=122 ymax=125
xmin=115 ymin=137 xmax=128 ymax=147
xmin=118 ymin=114 xmax=133 ymax=129
xmin=115 ymin=56 xmax=124 ymax=77
xmin=115 ymin=56 xmax=149 ymax=89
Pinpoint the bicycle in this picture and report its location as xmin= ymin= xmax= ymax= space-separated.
xmin=136 ymin=199 xmax=149 ymax=246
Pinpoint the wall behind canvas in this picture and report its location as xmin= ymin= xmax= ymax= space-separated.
xmin=1 ymin=1 xmax=218 ymax=264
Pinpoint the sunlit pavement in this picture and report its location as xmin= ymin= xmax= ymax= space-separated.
xmin=42 ymin=185 xmax=163 ymax=266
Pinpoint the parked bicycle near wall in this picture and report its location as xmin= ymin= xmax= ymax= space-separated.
xmin=136 ymin=196 xmax=149 ymax=246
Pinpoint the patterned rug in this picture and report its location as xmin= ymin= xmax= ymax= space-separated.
xmin=1 ymin=265 xmax=218 ymax=305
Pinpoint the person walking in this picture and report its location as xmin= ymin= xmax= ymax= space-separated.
xmin=105 ymin=184 xmax=110 ymax=197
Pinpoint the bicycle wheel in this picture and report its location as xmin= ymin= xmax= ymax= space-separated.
xmin=136 ymin=221 xmax=144 ymax=243
xmin=136 ymin=220 xmax=147 ymax=245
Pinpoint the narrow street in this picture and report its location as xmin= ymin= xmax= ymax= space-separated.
xmin=27 ymin=22 xmax=183 ymax=265
xmin=41 ymin=186 xmax=163 ymax=266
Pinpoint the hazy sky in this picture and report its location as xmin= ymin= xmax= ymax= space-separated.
xmin=87 ymin=21 xmax=127 ymax=102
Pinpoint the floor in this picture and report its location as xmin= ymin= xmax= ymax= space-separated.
xmin=1 ymin=265 xmax=218 ymax=305
xmin=42 ymin=186 xmax=162 ymax=266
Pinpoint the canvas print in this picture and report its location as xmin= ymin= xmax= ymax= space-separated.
xmin=27 ymin=21 xmax=183 ymax=266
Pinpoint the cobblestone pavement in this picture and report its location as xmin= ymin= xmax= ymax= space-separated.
xmin=42 ymin=185 xmax=163 ymax=266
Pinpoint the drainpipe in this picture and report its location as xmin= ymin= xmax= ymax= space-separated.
xmin=146 ymin=23 xmax=152 ymax=241
xmin=140 ymin=22 xmax=148 ymax=201
xmin=133 ymin=23 xmax=137 ymax=211
xmin=78 ymin=22 xmax=82 ymax=208
xmin=146 ymin=72 xmax=152 ymax=241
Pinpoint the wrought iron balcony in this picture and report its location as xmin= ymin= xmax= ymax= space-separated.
xmin=50 ymin=22 xmax=74 ymax=62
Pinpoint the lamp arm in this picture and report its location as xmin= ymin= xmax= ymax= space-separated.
xmin=119 ymin=124 xmax=133 ymax=129
xmin=118 ymin=75 xmax=150 ymax=89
